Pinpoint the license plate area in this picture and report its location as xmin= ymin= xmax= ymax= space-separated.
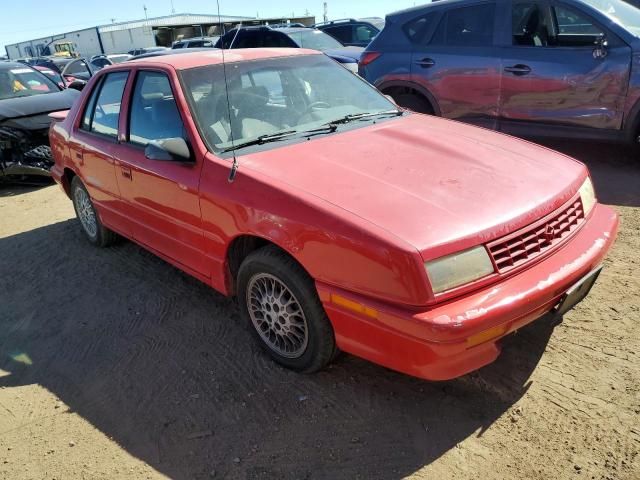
xmin=554 ymin=266 xmax=602 ymax=317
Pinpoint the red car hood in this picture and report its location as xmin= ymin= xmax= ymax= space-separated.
xmin=240 ymin=114 xmax=587 ymax=257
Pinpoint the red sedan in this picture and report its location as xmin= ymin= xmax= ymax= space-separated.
xmin=49 ymin=49 xmax=618 ymax=381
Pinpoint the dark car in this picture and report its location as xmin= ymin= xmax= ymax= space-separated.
xmin=172 ymin=36 xmax=220 ymax=49
xmin=0 ymin=62 xmax=79 ymax=182
xmin=313 ymin=18 xmax=385 ymax=47
xmin=360 ymin=0 xmax=640 ymax=148
xmin=216 ymin=26 xmax=363 ymax=73
xmin=130 ymin=47 xmax=216 ymax=60
xmin=128 ymin=47 xmax=169 ymax=56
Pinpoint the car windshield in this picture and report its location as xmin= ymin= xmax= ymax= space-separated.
xmin=286 ymin=30 xmax=344 ymax=50
xmin=581 ymin=0 xmax=640 ymax=36
xmin=181 ymin=54 xmax=397 ymax=152
xmin=0 ymin=66 xmax=58 ymax=100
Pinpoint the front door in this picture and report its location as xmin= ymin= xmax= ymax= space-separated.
xmin=112 ymin=70 xmax=207 ymax=277
xmin=499 ymin=1 xmax=631 ymax=130
xmin=73 ymin=70 xmax=131 ymax=236
xmin=410 ymin=2 xmax=502 ymax=127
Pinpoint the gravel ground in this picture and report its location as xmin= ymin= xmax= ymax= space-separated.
xmin=0 ymin=140 xmax=638 ymax=480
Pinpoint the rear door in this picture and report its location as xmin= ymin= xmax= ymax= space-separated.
xmin=72 ymin=71 xmax=131 ymax=235
xmin=111 ymin=69 xmax=207 ymax=277
xmin=499 ymin=0 xmax=631 ymax=130
xmin=410 ymin=2 xmax=502 ymax=127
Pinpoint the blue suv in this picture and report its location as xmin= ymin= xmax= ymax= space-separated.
xmin=360 ymin=0 xmax=640 ymax=148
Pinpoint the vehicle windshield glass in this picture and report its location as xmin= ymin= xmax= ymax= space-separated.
xmin=581 ymin=0 xmax=640 ymax=36
xmin=181 ymin=54 xmax=396 ymax=152
xmin=286 ymin=30 xmax=344 ymax=50
xmin=0 ymin=66 xmax=58 ymax=100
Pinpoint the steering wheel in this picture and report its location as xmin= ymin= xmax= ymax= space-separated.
xmin=304 ymin=101 xmax=331 ymax=115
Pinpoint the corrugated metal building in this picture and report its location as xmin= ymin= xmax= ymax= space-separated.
xmin=5 ymin=13 xmax=315 ymax=59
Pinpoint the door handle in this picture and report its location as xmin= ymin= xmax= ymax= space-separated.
xmin=504 ymin=64 xmax=532 ymax=76
xmin=121 ymin=165 xmax=132 ymax=180
xmin=415 ymin=58 xmax=435 ymax=68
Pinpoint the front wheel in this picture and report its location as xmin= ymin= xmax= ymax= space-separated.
xmin=71 ymin=176 xmax=117 ymax=247
xmin=237 ymin=246 xmax=337 ymax=373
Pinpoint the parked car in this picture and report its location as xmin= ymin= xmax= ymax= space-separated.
xmin=0 ymin=62 xmax=79 ymax=182
xmin=131 ymin=47 xmax=217 ymax=60
xmin=216 ymin=26 xmax=363 ymax=73
xmin=313 ymin=18 xmax=385 ymax=47
xmin=90 ymin=54 xmax=133 ymax=66
xmin=128 ymin=47 xmax=170 ymax=56
xmin=172 ymin=36 xmax=220 ymax=49
xmin=33 ymin=65 xmax=65 ymax=88
xmin=49 ymin=49 xmax=618 ymax=381
xmin=360 ymin=0 xmax=640 ymax=148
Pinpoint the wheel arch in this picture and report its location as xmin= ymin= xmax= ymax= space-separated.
xmin=224 ymin=234 xmax=309 ymax=296
xmin=623 ymin=95 xmax=640 ymax=144
xmin=61 ymin=167 xmax=77 ymax=198
xmin=378 ymin=80 xmax=441 ymax=116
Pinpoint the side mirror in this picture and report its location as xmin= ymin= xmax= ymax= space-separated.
xmin=593 ymin=35 xmax=608 ymax=59
xmin=144 ymin=138 xmax=193 ymax=163
xmin=67 ymin=79 xmax=87 ymax=91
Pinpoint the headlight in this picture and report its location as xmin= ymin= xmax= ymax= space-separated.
xmin=579 ymin=177 xmax=596 ymax=215
xmin=425 ymin=246 xmax=495 ymax=294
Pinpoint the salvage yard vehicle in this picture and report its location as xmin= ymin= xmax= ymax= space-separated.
xmin=360 ymin=0 xmax=640 ymax=149
xmin=216 ymin=27 xmax=363 ymax=73
xmin=49 ymin=49 xmax=618 ymax=381
xmin=0 ymin=62 xmax=79 ymax=182
xmin=313 ymin=18 xmax=385 ymax=47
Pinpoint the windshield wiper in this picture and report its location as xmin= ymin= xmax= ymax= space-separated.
xmin=324 ymin=109 xmax=404 ymax=126
xmin=221 ymin=130 xmax=298 ymax=153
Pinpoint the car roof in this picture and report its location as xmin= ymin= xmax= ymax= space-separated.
xmin=0 ymin=62 xmax=34 ymax=71
xmin=127 ymin=48 xmax=319 ymax=70
xmin=389 ymin=0 xmax=483 ymax=17
xmin=278 ymin=27 xmax=314 ymax=34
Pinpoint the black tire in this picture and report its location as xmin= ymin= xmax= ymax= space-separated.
xmin=70 ymin=176 xmax=117 ymax=247
xmin=237 ymin=245 xmax=337 ymax=373
xmin=392 ymin=92 xmax=434 ymax=115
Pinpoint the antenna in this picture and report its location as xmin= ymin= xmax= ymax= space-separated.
xmin=216 ymin=0 xmax=239 ymax=182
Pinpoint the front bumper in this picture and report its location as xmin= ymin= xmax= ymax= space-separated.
xmin=318 ymin=204 xmax=619 ymax=381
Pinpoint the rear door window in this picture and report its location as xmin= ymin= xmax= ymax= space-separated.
xmin=354 ymin=24 xmax=378 ymax=43
xmin=431 ymin=3 xmax=496 ymax=46
xmin=128 ymin=71 xmax=185 ymax=145
xmin=403 ymin=13 xmax=438 ymax=44
xmin=324 ymin=25 xmax=353 ymax=44
xmin=82 ymin=71 xmax=128 ymax=138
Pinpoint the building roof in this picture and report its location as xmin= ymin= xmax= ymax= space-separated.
xmin=128 ymin=48 xmax=318 ymax=70
xmin=98 ymin=12 xmax=252 ymax=33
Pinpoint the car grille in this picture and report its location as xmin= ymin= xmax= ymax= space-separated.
xmin=488 ymin=198 xmax=585 ymax=274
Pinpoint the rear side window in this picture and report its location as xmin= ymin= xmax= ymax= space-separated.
xmin=403 ymin=13 xmax=438 ymax=44
xmin=431 ymin=4 xmax=496 ymax=46
xmin=354 ymin=24 xmax=378 ymax=43
xmin=324 ymin=25 xmax=353 ymax=43
xmin=81 ymin=71 xmax=128 ymax=138
xmin=129 ymin=71 xmax=185 ymax=145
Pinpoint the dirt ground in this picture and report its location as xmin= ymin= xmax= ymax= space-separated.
xmin=0 ymin=140 xmax=638 ymax=480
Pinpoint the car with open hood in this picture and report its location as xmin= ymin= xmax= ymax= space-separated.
xmin=0 ymin=62 xmax=79 ymax=182
xmin=49 ymin=49 xmax=618 ymax=381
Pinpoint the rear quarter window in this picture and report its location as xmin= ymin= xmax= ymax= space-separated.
xmin=403 ymin=12 xmax=438 ymax=44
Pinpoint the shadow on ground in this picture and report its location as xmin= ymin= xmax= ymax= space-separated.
xmin=537 ymin=140 xmax=640 ymax=208
xmin=0 ymin=219 xmax=554 ymax=480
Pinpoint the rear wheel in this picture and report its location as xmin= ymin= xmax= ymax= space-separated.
xmin=71 ymin=176 xmax=117 ymax=247
xmin=389 ymin=92 xmax=434 ymax=115
xmin=237 ymin=246 xmax=337 ymax=373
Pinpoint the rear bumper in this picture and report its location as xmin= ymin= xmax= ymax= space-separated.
xmin=318 ymin=204 xmax=619 ymax=381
